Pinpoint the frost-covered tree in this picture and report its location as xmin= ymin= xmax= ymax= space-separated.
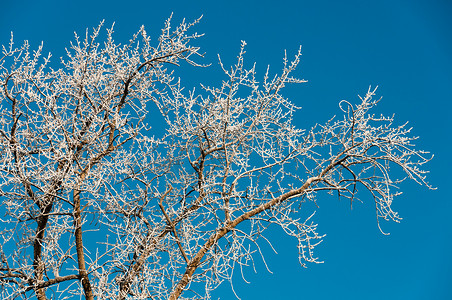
xmin=0 ymin=17 xmax=433 ymax=300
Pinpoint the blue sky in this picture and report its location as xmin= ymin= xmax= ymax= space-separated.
xmin=1 ymin=0 xmax=451 ymax=299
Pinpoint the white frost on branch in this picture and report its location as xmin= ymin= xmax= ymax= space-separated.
xmin=0 ymin=16 xmax=433 ymax=300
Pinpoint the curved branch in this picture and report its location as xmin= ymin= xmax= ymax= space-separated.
xmin=169 ymin=176 xmax=319 ymax=300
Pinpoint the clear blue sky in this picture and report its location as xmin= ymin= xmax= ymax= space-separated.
xmin=1 ymin=0 xmax=451 ymax=299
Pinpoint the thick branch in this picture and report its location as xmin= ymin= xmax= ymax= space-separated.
xmin=32 ymin=203 xmax=53 ymax=300
xmin=73 ymin=188 xmax=94 ymax=300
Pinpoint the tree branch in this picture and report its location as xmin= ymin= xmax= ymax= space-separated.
xmin=169 ymin=176 xmax=319 ymax=300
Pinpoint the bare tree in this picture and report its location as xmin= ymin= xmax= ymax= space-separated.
xmin=0 ymin=17 xmax=433 ymax=300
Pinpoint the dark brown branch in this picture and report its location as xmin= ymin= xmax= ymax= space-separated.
xmin=32 ymin=202 xmax=53 ymax=300
xmin=73 ymin=187 xmax=94 ymax=300
xmin=117 ymin=49 xmax=190 ymax=111
xmin=25 ymin=274 xmax=80 ymax=292
xmin=158 ymin=186 xmax=189 ymax=264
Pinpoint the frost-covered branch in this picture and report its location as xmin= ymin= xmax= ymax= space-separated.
xmin=0 ymin=17 xmax=433 ymax=300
